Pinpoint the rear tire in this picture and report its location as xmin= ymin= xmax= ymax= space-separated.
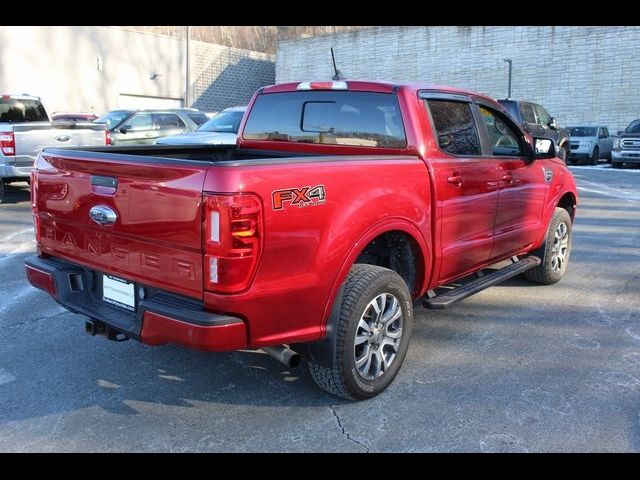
xmin=308 ymin=264 xmax=414 ymax=400
xmin=0 ymin=181 xmax=5 ymax=204
xmin=525 ymin=208 xmax=572 ymax=285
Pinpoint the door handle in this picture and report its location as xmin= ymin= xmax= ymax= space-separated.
xmin=144 ymin=132 xmax=153 ymax=137
xmin=502 ymin=172 xmax=514 ymax=185
xmin=447 ymin=173 xmax=462 ymax=186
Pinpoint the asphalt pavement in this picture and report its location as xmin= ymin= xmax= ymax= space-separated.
xmin=1 ymin=164 xmax=639 ymax=452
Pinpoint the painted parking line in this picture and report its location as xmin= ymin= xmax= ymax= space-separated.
xmin=577 ymin=178 xmax=640 ymax=202
xmin=570 ymin=165 xmax=640 ymax=173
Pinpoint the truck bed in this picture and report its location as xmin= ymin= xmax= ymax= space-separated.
xmin=45 ymin=144 xmax=314 ymax=163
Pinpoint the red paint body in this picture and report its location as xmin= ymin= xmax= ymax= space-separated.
xmin=28 ymin=81 xmax=578 ymax=351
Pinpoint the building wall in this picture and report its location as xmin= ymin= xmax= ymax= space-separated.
xmin=0 ymin=26 xmax=274 ymax=116
xmin=277 ymin=26 xmax=640 ymax=133
xmin=192 ymin=42 xmax=274 ymax=112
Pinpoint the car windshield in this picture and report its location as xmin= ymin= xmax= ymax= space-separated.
xmin=94 ymin=111 xmax=131 ymax=129
xmin=199 ymin=110 xmax=244 ymax=133
xmin=625 ymin=120 xmax=640 ymax=133
xmin=569 ymin=127 xmax=597 ymax=136
xmin=0 ymin=97 xmax=48 ymax=122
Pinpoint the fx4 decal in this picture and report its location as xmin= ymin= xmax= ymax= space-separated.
xmin=272 ymin=185 xmax=326 ymax=211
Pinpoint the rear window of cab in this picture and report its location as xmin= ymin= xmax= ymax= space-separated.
xmin=242 ymin=91 xmax=407 ymax=148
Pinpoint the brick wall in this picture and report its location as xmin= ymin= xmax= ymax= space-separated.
xmin=277 ymin=26 xmax=640 ymax=133
xmin=192 ymin=42 xmax=274 ymax=112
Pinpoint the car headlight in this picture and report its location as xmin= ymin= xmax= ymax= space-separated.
xmin=613 ymin=138 xmax=621 ymax=150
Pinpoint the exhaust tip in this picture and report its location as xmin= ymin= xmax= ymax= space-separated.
xmin=288 ymin=353 xmax=301 ymax=369
xmin=262 ymin=345 xmax=302 ymax=369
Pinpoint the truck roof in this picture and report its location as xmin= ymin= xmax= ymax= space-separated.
xmin=260 ymin=80 xmax=499 ymax=104
xmin=1 ymin=94 xmax=41 ymax=101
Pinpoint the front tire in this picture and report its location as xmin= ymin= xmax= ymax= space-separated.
xmin=308 ymin=264 xmax=414 ymax=400
xmin=525 ymin=208 xmax=572 ymax=285
xmin=558 ymin=145 xmax=568 ymax=163
xmin=590 ymin=147 xmax=599 ymax=165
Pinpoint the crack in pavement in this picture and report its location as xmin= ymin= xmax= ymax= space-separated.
xmin=3 ymin=310 xmax=67 ymax=329
xmin=329 ymin=405 xmax=371 ymax=453
xmin=229 ymin=352 xmax=293 ymax=399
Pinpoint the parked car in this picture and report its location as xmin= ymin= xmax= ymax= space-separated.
xmin=498 ymin=99 xmax=570 ymax=162
xmin=612 ymin=119 xmax=640 ymax=168
xmin=94 ymin=108 xmax=209 ymax=145
xmin=567 ymin=125 xmax=613 ymax=165
xmin=1 ymin=94 xmax=107 ymax=203
xmin=156 ymin=106 xmax=246 ymax=146
xmin=25 ymin=80 xmax=577 ymax=400
xmin=51 ymin=112 xmax=99 ymax=122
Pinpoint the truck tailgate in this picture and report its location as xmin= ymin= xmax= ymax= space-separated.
xmin=34 ymin=150 xmax=209 ymax=299
xmin=13 ymin=122 xmax=106 ymax=167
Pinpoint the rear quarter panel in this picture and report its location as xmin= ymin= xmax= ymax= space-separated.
xmin=203 ymin=157 xmax=432 ymax=347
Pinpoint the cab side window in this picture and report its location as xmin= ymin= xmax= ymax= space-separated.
xmin=520 ymin=103 xmax=537 ymax=124
xmin=426 ymin=100 xmax=481 ymax=156
xmin=478 ymin=106 xmax=524 ymax=157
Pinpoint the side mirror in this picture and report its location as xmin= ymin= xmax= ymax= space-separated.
xmin=617 ymin=130 xmax=623 ymax=136
xmin=119 ymin=126 xmax=129 ymax=134
xmin=438 ymin=133 xmax=454 ymax=149
xmin=533 ymin=138 xmax=555 ymax=159
xmin=548 ymin=117 xmax=558 ymax=130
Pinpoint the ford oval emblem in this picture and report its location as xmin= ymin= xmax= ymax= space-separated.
xmin=89 ymin=205 xmax=117 ymax=225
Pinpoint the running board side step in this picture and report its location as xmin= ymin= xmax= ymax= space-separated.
xmin=423 ymin=256 xmax=541 ymax=309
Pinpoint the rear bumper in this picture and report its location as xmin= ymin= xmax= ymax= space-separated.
xmin=0 ymin=155 xmax=32 ymax=178
xmin=24 ymin=255 xmax=247 ymax=351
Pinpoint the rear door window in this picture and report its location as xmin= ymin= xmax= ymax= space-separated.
xmin=425 ymin=99 xmax=481 ymax=156
xmin=185 ymin=111 xmax=209 ymax=126
xmin=154 ymin=113 xmax=186 ymax=130
xmin=243 ymin=91 xmax=406 ymax=148
xmin=0 ymin=98 xmax=48 ymax=122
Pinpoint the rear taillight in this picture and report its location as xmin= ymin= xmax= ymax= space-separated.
xmin=203 ymin=193 xmax=263 ymax=294
xmin=105 ymin=129 xmax=112 ymax=146
xmin=0 ymin=132 xmax=15 ymax=156
xmin=31 ymin=169 xmax=41 ymax=244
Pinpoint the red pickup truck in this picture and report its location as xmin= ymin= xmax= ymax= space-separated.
xmin=25 ymin=81 xmax=577 ymax=400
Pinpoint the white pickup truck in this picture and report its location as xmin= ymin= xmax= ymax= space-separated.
xmin=1 ymin=94 xmax=108 ymax=203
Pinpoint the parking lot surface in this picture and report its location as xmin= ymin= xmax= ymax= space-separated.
xmin=1 ymin=164 xmax=639 ymax=452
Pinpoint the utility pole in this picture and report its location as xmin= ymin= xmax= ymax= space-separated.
xmin=502 ymin=58 xmax=512 ymax=99
xmin=185 ymin=26 xmax=191 ymax=107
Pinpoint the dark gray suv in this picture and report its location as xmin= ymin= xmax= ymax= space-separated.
xmin=498 ymin=99 xmax=570 ymax=162
xmin=94 ymin=108 xmax=209 ymax=145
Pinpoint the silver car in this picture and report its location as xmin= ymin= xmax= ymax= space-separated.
xmin=568 ymin=125 xmax=613 ymax=165
xmin=155 ymin=106 xmax=246 ymax=146
xmin=95 ymin=108 xmax=209 ymax=145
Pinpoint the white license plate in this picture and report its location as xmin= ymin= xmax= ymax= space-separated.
xmin=102 ymin=274 xmax=136 ymax=312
